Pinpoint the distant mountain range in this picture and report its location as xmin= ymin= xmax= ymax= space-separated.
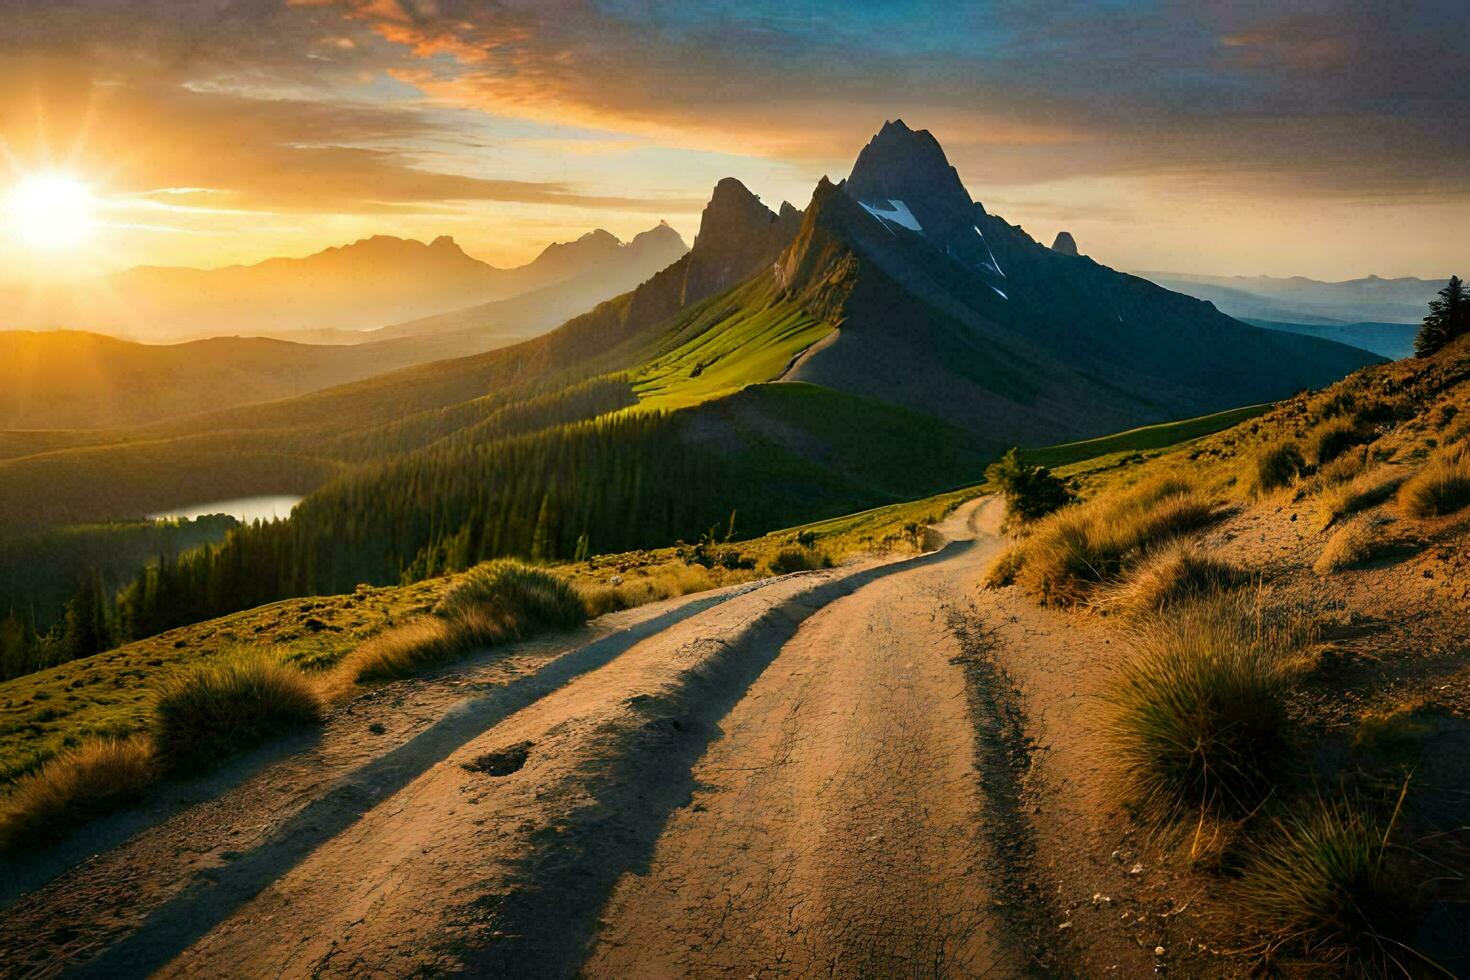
xmin=2 ymin=120 xmax=1383 ymax=536
xmin=0 ymin=224 xmax=687 ymax=342
xmin=1141 ymin=270 xmax=1442 ymax=325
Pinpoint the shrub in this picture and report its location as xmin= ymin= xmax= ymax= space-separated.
xmin=434 ymin=559 xmax=586 ymax=632
xmin=153 ymin=654 xmax=322 ymax=773
xmin=1396 ymin=445 xmax=1470 ymax=518
xmin=1313 ymin=518 xmax=1381 ymax=576
xmin=0 ymin=737 xmax=157 ymax=851
xmin=1098 ymin=540 xmax=1244 ymax=615
xmin=1104 ymin=595 xmax=1302 ymax=821
xmin=1014 ymin=477 xmax=1218 ymax=605
xmin=986 ymin=447 xmax=1074 ymax=523
xmin=765 ymin=545 xmax=832 ymax=575
xmin=1247 ymin=441 xmax=1306 ymax=496
xmin=1234 ymin=793 xmax=1418 ymax=972
xmin=1306 ymin=418 xmax=1366 ymax=467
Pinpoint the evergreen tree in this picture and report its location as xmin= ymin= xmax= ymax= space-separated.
xmin=1415 ymin=275 xmax=1469 ymax=358
xmin=60 ymin=573 xmax=112 ymax=662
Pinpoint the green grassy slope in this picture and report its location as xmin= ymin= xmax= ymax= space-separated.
xmin=631 ymin=302 xmax=831 ymax=411
xmin=1018 ymin=403 xmax=1272 ymax=470
xmin=0 ymin=392 xmax=1256 ymax=783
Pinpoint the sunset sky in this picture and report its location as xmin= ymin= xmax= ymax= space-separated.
xmin=1 ymin=0 xmax=1466 ymax=283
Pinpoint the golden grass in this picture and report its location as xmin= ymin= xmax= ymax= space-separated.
xmin=0 ymin=736 xmax=157 ymax=850
xmin=1096 ymin=539 xmax=1244 ymax=616
xmin=345 ymin=560 xmax=587 ymax=683
xmin=1397 ymin=445 xmax=1470 ymax=518
xmin=579 ymin=564 xmax=727 ymax=617
xmin=982 ymin=547 xmax=1024 ymax=589
xmin=1104 ymin=593 xmax=1311 ymax=822
xmin=1314 ymin=468 xmax=1402 ymax=529
xmin=1313 ymin=518 xmax=1382 ymax=576
xmin=153 ymin=654 xmax=323 ymax=774
xmin=764 ymin=544 xmax=833 ymax=575
xmin=1305 ymin=417 xmax=1366 ymax=466
xmin=1244 ymin=441 xmax=1306 ymax=497
xmin=1012 ymin=477 xmax=1219 ymax=606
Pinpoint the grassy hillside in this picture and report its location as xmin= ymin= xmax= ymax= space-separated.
xmin=1018 ymin=403 xmax=1271 ymax=469
xmin=0 ymin=397 xmax=1259 ymax=785
xmin=631 ymin=302 xmax=831 ymax=411
xmin=982 ymin=333 xmax=1470 ymax=971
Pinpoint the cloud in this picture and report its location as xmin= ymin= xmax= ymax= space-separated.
xmin=294 ymin=0 xmax=1470 ymax=199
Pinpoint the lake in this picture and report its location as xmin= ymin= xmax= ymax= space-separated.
xmin=148 ymin=495 xmax=304 ymax=524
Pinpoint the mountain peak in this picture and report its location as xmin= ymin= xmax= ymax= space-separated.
xmin=1051 ymin=231 xmax=1079 ymax=256
xmin=579 ymin=228 xmax=622 ymax=246
xmin=628 ymin=222 xmax=688 ymax=253
xmin=845 ymin=120 xmax=976 ymax=244
xmin=683 ymin=178 xmax=801 ymax=302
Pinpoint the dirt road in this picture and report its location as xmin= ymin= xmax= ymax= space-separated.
xmin=587 ymin=502 xmax=1022 ymax=977
xmin=3 ymin=496 xmax=1186 ymax=977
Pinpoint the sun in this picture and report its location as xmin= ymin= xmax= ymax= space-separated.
xmin=4 ymin=173 xmax=97 ymax=251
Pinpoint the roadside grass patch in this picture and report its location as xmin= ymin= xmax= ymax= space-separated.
xmin=1247 ymin=441 xmax=1306 ymax=497
xmin=579 ymin=564 xmax=722 ymax=617
xmin=153 ymin=654 xmax=323 ymax=774
xmin=1104 ymin=595 xmax=1309 ymax=822
xmin=1235 ymin=792 xmax=1420 ymax=973
xmin=764 ymin=545 xmax=833 ymax=575
xmin=1014 ymin=477 xmax=1218 ymax=606
xmin=433 ymin=559 xmax=586 ymax=630
xmin=1313 ymin=518 xmax=1383 ymax=576
xmin=1397 ymin=446 xmax=1470 ymax=518
xmin=0 ymin=736 xmax=157 ymax=851
xmin=983 ymin=547 xmax=1024 ymax=589
xmin=347 ymin=560 xmax=586 ymax=682
xmin=1097 ymin=540 xmax=1245 ymax=616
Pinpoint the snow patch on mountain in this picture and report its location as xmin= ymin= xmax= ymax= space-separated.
xmin=860 ymin=199 xmax=923 ymax=233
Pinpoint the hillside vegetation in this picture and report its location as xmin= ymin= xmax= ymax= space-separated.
xmin=984 ymin=332 xmax=1470 ymax=971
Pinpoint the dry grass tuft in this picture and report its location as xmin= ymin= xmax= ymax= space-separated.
xmin=579 ymin=564 xmax=721 ymax=618
xmin=1305 ymin=417 xmax=1367 ymax=467
xmin=434 ymin=560 xmax=586 ymax=630
xmin=1315 ymin=468 xmax=1402 ymax=529
xmin=1097 ymin=540 xmax=1245 ymax=616
xmin=1104 ymin=594 xmax=1311 ymax=822
xmin=0 ymin=736 xmax=157 ymax=851
xmin=764 ymin=545 xmax=832 ymax=576
xmin=1313 ymin=518 xmax=1383 ymax=576
xmin=1246 ymin=441 xmax=1306 ymax=497
xmin=153 ymin=654 xmax=323 ymax=773
xmin=1013 ymin=477 xmax=1218 ymax=605
xmin=1315 ymin=447 xmax=1369 ymax=487
xmin=1234 ymin=791 xmax=1421 ymax=974
xmin=1397 ymin=445 xmax=1470 ymax=518
xmin=347 ymin=560 xmax=586 ymax=682
xmin=983 ymin=547 xmax=1024 ymax=589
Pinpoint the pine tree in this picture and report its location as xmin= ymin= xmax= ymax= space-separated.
xmin=1415 ymin=275 xmax=1469 ymax=358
